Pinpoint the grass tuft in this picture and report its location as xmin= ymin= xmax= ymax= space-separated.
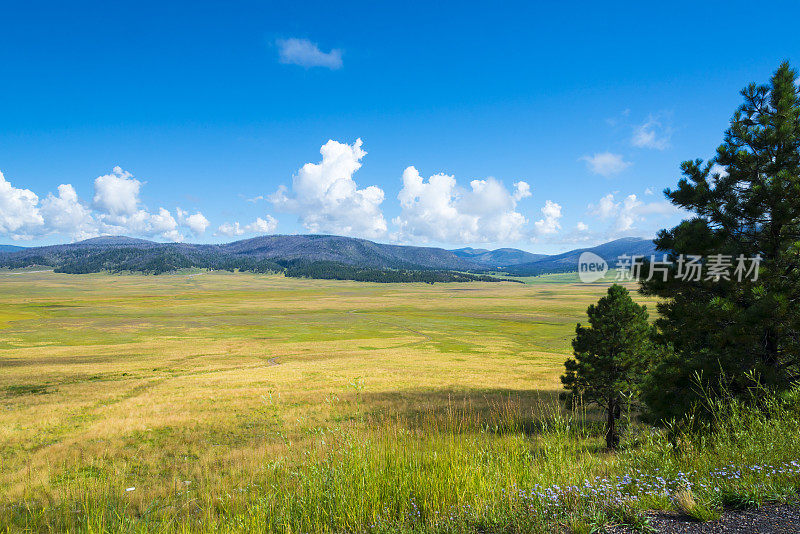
xmin=4 ymin=383 xmax=52 ymax=396
xmin=672 ymin=490 xmax=721 ymax=522
xmin=718 ymin=489 xmax=762 ymax=510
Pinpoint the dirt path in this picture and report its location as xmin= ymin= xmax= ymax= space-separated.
xmin=610 ymin=503 xmax=800 ymax=533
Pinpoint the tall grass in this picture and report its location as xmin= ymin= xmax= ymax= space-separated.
xmin=3 ymin=391 xmax=800 ymax=533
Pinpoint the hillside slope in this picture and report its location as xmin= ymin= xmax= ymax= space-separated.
xmin=0 ymin=235 xmax=658 ymax=277
xmin=451 ymin=247 xmax=547 ymax=267
xmin=504 ymin=237 xmax=658 ymax=275
xmin=219 ymin=235 xmax=480 ymax=270
xmin=0 ymin=235 xmax=484 ymax=273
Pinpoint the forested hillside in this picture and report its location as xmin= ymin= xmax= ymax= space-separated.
xmin=0 ymin=234 xmax=657 ymax=280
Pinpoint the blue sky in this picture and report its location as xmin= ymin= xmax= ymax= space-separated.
xmin=1 ymin=0 xmax=798 ymax=253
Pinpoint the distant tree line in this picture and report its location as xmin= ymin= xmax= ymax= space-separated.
xmin=0 ymin=247 xmax=521 ymax=283
xmin=0 ymin=247 xmax=283 ymax=276
xmin=284 ymin=260 xmax=522 ymax=284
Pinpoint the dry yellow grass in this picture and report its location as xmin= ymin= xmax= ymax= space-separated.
xmin=0 ymin=270 xmax=652 ymax=506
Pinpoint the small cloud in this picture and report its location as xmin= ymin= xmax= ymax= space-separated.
xmin=709 ymin=163 xmax=729 ymax=179
xmin=89 ymin=167 xmax=185 ymax=241
xmin=533 ymin=200 xmax=562 ymax=236
xmin=93 ymin=166 xmax=141 ymax=217
xmin=605 ymin=108 xmax=631 ymax=127
xmin=245 ymin=215 xmax=278 ymax=234
xmin=576 ymin=221 xmax=589 ymax=231
xmin=0 ymin=170 xmax=45 ymax=239
xmin=245 ymin=195 xmax=264 ymax=203
xmin=589 ymin=193 xmax=620 ymax=220
xmin=644 ymin=187 xmax=654 ymax=196
xmin=144 ymin=207 xmax=183 ymax=242
xmin=276 ymin=38 xmax=343 ymax=69
xmin=512 ymin=181 xmax=532 ymax=201
xmin=177 ymin=208 xmax=210 ymax=236
xmin=216 ymin=215 xmax=278 ymax=238
xmin=632 ymin=115 xmax=672 ymax=150
xmin=216 ymin=222 xmax=244 ymax=237
xmin=590 ymin=193 xmax=642 ymax=232
xmin=40 ymin=184 xmax=96 ymax=241
xmin=589 ymin=192 xmax=681 ymax=234
xmin=581 ymin=152 xmax=632 ymax=176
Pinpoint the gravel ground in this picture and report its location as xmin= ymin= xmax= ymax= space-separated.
xmin=608 ymin=503 xmax=800 ymax=533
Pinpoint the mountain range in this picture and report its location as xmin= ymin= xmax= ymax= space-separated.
xmin=501 ymin=237 xmax=660 ymax=276
xmin=450 ymin=247 xmax=548 ymax=267
xmin=0 ymin=235 xmax=657 ymax=276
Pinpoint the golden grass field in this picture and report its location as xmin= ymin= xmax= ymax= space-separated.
xmin=0 ymin=270 xmax=656 ymax=528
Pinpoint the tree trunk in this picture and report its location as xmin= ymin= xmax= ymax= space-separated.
xmin=606 ymin=396 xmax=618 ymax=450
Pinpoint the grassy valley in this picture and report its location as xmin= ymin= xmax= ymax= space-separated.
xmin=1 ymin=271 xmax=798 ymax=532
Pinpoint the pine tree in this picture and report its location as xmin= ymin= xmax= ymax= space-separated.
xmin=561 ymin=284 xmax=654 ymax=449
xmin=641 ymin=62 xmax=800 ymax=422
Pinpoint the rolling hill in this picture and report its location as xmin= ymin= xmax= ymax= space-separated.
xmin=0 ymin=234 xmax=658 ymax=277
xmin=503 ymin=237 xmax=659 ymax=276
xmin=0 ymin=235 xmax=482 ymax=275
xmin=219 ymin=235 xmax=479 ymax=270
xmin=451 ymin=247 xmax=547 ymax=267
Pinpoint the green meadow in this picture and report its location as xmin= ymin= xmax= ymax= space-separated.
xmin=1 ymin=271 xmax=798 ymax=532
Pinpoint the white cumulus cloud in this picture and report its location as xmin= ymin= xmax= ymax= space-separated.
xmin=392 ymin=166 xmax=533 ymax=244
xmin=90 ymin=167 xmax=184 ymax=242
xmin=276 ymin=38 xmax=343 ymax=69
xmin=581 ymin=152 xmax=631 ymax=176
xmin=100 ymin=206 xmax=183 ymax=242
xmin=177 ymin=208 xmax=210 ymax=236
xmin=0 ymin=167 xmax=210 ymax=244
xmin=246 ymin=215 xmax=278 ymax=234
xmin=216 ymin=215 xmax=278 ymax=238
xmin=40 ymin=184 xmax=97 ymax=241
xmin=216 ymin=222 xmax=245 ymax=237
xmin=271 ymin=138 xmax=387 ymax=239
xmin=590 ymin=192 xmax=681 ymax=234
xmin=513 ymin=181 xmax=531 ymax=201
xmin=533 ymin=200 xmax=562 ymax=236
xmin=145 ymin=207 xmax=182 ymax=241
xmin=93 ymin=166 xmax=141 ymax=217
xmin=0 ymin=170 xmax=44 ymax=239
